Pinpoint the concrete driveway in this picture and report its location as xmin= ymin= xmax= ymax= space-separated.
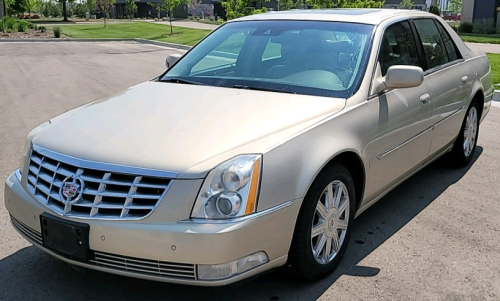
xmin=1 ymin=42 xmax=500 ymax=301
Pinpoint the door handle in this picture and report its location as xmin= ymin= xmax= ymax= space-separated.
xmin=461 ymin=75 xmax=469 ymax=83
xmin=420 ymin=93 xmax=431 ymax=106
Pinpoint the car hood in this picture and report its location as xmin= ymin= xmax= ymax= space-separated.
xmin=33 ymin=81 xmax=345 ymax=178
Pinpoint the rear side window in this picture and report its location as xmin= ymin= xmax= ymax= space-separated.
xmin=413 ymin=19 xmax=449 ymax=70
xmin=378 ymin=21 xmax=420 ymax=76
xmin=434 ymin=20 xmax=462 ymax=62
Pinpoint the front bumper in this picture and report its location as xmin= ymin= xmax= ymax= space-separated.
xmin=5 ymin=171 xmax=301 ymax=286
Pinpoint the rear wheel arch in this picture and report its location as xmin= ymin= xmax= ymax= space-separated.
xmin=471 ymin=89 xmax=484 ymax=120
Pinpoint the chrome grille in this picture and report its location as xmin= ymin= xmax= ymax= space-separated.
xmin=90 ymin=251 xmax=196 ymax=280
xmin=26 ymin=149 xmax=173 ymax=220
xmin=10 ymin=215 xmax=43 ymax=245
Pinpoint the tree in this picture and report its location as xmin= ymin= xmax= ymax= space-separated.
xmin=336 ymin=0 xmax=384 ymax=8
xmin=125 ymin=0 xmax=136 ymax=18
xmin=23 ymin=0 xmax=36 ymax=16
xmin=399 ymin=0 xmax=413 ymax=9
xmin=159 ymin=0 xmax=190 ymax=33
xmin=448 ymin=0 xmax=461 ymax=13
xmin=85 ymin=0 xmax=95 ymax=13
xmin=429 ymin=3 xmax=440 ymax=16
xmin=58 ymin=0 xmax=75 ymax=21
xmin=307 ymin=0 xmax=333 ymax=9
xmin=278 ymin=0 xmax=298 ymax=10
xmin=221 ymin=0 xmax=268 ymax=20
xmin=95 ymin=0 xmax=115 ymax=27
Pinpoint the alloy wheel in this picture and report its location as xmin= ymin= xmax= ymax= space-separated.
xmin=463 ymin=107 xmax=478 ymax=157
xmin=311 ymin=180 xmax=350 ymax=265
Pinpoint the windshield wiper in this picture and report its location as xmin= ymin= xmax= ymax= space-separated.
xmin=232 ymin=84 xmax=296 ymax=94
xmin=160 ymin=78 xmax=205 ymax=85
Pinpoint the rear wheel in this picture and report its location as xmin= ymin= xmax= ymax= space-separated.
xmin=449 ymin=101 xmax=479 ymax=167
xmin=287 ymin=162 xmax=355 ymax=280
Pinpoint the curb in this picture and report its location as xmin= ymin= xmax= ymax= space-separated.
xmin=134 ymin=38 xmax=192 ymax=50
xmin=492 ymin=90 xmax=500 ymax=108
xmin=0 ymin=38 xmax=193 ymax=50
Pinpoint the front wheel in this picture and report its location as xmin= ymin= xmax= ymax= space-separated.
xmin=449 ymin=101 xmax=480 ymax=167
xmin=287 ymin=162 xmax=355 ymax=280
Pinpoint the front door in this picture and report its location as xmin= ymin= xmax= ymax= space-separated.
xmin=364 ymin=21 xmax=434 ymax=201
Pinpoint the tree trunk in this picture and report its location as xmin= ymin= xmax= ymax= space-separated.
xmin=104 ymin=16 xmax=106 ymax=28
xmin=62 ymin=1 xmax=68 ymax=21
xmin=169 ymin=10 xmax=173 ymax=35
xmin=2 ymin=0 xmax=6 ymax=33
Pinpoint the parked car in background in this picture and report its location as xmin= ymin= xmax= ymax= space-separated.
xmin=5 ymin=9 xmax=492 ymax=286
xmin=443 ymin=12 xmax=461 ymax=21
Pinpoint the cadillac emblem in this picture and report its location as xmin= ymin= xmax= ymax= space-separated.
xmin=59 ymin=175 xmax=84 ymax=204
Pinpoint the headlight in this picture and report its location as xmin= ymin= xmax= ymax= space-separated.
xmin=191 ymin=154 xmax=262 ymax=219
xmin=19 ymin=121 xmax=51 ymax=174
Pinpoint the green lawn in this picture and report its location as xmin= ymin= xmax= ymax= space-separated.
xmin=459 ymin=33 xmax=500 ymax=44
xmin=487 ymin=53 xmax=500 ymax=85
xmin=55 ymin=22 xmax=211 ymax=46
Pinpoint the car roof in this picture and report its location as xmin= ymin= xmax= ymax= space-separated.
xmin=231 ymin=9 xmax=436 ymax=25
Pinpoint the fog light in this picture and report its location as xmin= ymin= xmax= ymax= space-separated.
xmin=197 ymin=251 xmax=269 ymax=280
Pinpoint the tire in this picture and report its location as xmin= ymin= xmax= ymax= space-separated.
xmin=287 ymin=162 xmax=355 ymax=280
xmin=449 ymin=101 xmax=480 ymax=167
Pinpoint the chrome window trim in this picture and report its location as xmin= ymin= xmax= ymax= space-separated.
xmin=32 ymin=144 xmax=179 ymax=179
xmin=367 ymin=16 xmax=413 ymax=99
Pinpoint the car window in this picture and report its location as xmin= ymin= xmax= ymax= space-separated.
xmin=434 ymin=20 xmax=461 ymax=62
xmin=262 ymin=40 xmax=281 ymax=61
xmin=164 ymin=21 xmax=375 ymax=99
xmin=378 ymin=21 xmax=420 ymax=76
xmin=413 ymin=19 xmax=449 ymax=70
xmin=191 ymin=32 xmax=247 ymax=73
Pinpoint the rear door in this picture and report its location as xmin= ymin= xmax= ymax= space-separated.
xmin=412 ymin=18 xmax=473 ymax=155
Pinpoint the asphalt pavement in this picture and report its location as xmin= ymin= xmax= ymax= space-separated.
xmin=1 ymin=42 xmax=499 ymax=301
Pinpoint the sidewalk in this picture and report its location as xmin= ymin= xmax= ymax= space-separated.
xmin=466 ymin=42 xmax=500 ymax=54
xmin=139 ymin=19 xmax=218 ymax=30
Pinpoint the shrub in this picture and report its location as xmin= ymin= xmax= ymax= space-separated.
xmin=162 ymin=17 xmax=167 ymax=21
xmin=27 ymin=22 xmax=36 ymax=30
xmin=39 ymin=26 xmax=46 ymax=32
xmin=458 ymin=22 xmax=473 ymax=33
xmin=217 ymin=19 xmax=225 ymax=25
xmin=154 ymin=17 xmax=158 ymax=21
xmin=429 ymin=4 xmax=440 ymax=16
xmin=53 ymin=26 xmax=62 ymax=38
xmin=16 ymin=21 xmax=29 ymax=32
xmin=473 ymin=18 xmax=496 ymax=34
xmin=4 ymin=17 xmax=16 ymax=31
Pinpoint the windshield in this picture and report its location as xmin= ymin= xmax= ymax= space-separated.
xmin=161 ymin=20 xmax=374 ymax=98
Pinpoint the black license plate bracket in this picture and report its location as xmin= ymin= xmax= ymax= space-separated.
xmin=40 ymin=213 xmax=90 ymax=262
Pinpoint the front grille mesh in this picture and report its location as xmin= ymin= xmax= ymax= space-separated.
xmin=90 ymin=251 xmax=196 ymax=280
xmin=10 ymin=215 xmax=43 ymax=245
xmin=26 ymin=150 xmax=172 ymax=219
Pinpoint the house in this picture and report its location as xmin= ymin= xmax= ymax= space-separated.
xmin=461 ymin=0 xmax=500 ymax=24
xmin=114 ymin=0 xmax=188 ymax=19
xmin=384 ymin=0 xmax=428 ymax=10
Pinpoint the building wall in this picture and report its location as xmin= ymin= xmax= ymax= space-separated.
xmin=462 ymin=0 xmax=475 ymax=23
xmin=473 ymin=0 xmax=496 ymax=20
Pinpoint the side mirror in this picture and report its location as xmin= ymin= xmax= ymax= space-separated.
xmin=166 ymin=53 xmax=182 ymax=68
xmin=372 ymin=65 xmax=424 ymax=94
